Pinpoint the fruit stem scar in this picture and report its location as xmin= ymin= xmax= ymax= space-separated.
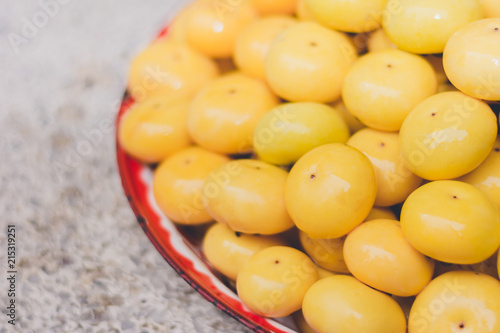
xmin=458 ymin=321 xmax=465 ymax=329
xmin=310 ymin=174 xmax=316 ymax=180
xmin=274 ymin=260 xmax=280 ymax=264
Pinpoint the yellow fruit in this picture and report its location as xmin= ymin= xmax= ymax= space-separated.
xmin=295 ymin=0 xmax=318 ymax=22
xmin=302 ymin=275 xmax=406 ymax=333
xmin=292 ymin=310 xmax=317 ymax=333
xmin=383 ymin=0 xmax=483 ymax=54
xmin=399 ymin=92 xmax=498 ymax=180
xmin=203 ymin=159 xmax=294 ymax=235
xmin=365 ymin=206 xmax=397 ymax=221
xmin=443 ymin=18 xmax=500 ymax=101
xmin=187 ymin=72 xmax=278 ymax=155
xmin=266 ymin=22 xmax=357 ymax=103
xmin=128 ymin=39 xmax=219 ymax=102
xmin=481 ymin=0 xmax=500 ymax=18
xmin=118 ymin=97 xmax=192 ymax=163
xmin=236 ymin=246 xmax=318 ymax=318
xmin=329 ymin=99 xmax=366 ymax=134
xmin=185 ymin=1 xmax=257 ymax=58
xmin=234 ymin=16 xmax=297 ymax=79
xmin=409 ymin=271 xmax=500 ymax=333
xmin=299 ymin=231 xmax=349 ymax=273
xmin=202 ymin=223 xmax=286 ymax=280
xmin=285 ymin=143 xmax=377 ymax=239
xmin=253 ymin=102 xmax=350 ymax=166
xmin=367 ymin=28 xmax=397 ymax=52
xmin=460 ymin=137 xmax=500 ymax=210
xmin=342 ymin=49 xmax=437 ymax=132
xmin=153 ymin=147 xmax=230 ymax=225
xmin=344 ymin=219 xmax=435 ymax=296
xmin=250 ymin=0 xmax=298 ymax=16
xmin=425 ymin=54 xmax=448 ymax=85
xmin=348 ymin=128 xmax=422 ymax=207
xmin=305 ymin=0 xmax=390 ymax=33
xmin=434 ymin=253 xmax=499 ymax=279
xmin=401 ymin=180 xmax=500 ymax=264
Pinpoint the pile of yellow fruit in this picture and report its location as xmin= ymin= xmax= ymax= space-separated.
xmin=119 ymin=0 xmax=500 ymax=332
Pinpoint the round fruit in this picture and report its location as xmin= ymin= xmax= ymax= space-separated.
xmin=254 ymin=102 xmax=350 ymax=165
xmin=118 ymin=97 xmax=191 ymax=163
xmin=348 ymin=128 xmax=422 ymax=206
xmin=285 ymin=143 xmax=377 ymax=239
xmin=202 ymin=223 xmax=286 ymax=280
xmin=236 ymin=246 xmax=318 ymax=318
xmin=344 ymin=219 xmax=435 ymax=296
xmin=153 ymin=147 xmax=230 ymax=225
xmin=399 ymin=91 xmax=498 ymax=180
xmin=299 ymin=231 xmax=349 ymax=273
xmin=400 ymin=180 xmax=500 ymax=264
xmin=382 ymin=0 xmax=483 ymax=54
xmin=302 ymin=275 xmax=406 ymax=333
xmin=203 ymin=159 xmax=294 ymax=235
xmin=128 ymin=39 xmax=219 ymax=102
xmin=342 ymin=49 xmax=437 ymax=132
xmin=409 ymin=271 xmax=500 ymax=333
xmin=185 ymin=1 xmax=257 ymax=58
xmin=234 ymin=16 xmax=297 ymax=79
xmin=460 ymin=137 xmax=500 ymax=210
xmin=187 ymin=72 xmax=278 ymax=155
xmin=266 ymin=22 xmax=357 ymax=103
xmin=443 ymin=18 xmax=500 ymax=101
xmin=305 ymin=0 xmax=389 ymax=33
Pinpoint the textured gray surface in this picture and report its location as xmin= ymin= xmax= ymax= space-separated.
xmin=0 ymin=1 xmax=250 ymax=332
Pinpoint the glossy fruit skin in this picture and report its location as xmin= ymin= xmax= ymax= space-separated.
xmin=128 ymin=39 xmax=219 ymax=102
xmin=344 ymin=219 xmax=435 ymax=296
xmin=236 ymin=246 xmax=318 ymax=318
xmin=383 ymin=0 xmax=483 ymax=54
xmin=118 ymin=97 xmax=192 ymax=164
xmin=302 ymin=275 xmax=406 ymax=333
xmin=460 ymin=137 xmax=500 ymax=210
xmin=234 ymin=16 xmax=297 ymax=79
xmin=443 ymin=18 xmax=500 ymax=101
xmin=299 ymin=231 xmax=349 ymax=273
xmin=254 ymin=102 xmax=350 ymax=166
xmin=401 ymin=180 xmax=500 ymax=264
xmin=185 ymin=1 xmax=257 ymax=58
xmin=399 ymin=92 xmax=498 ymax=180
xmin=266 ymin=22 xmax=357 ymax=103
xmin=187 ymin=72 xmax=278 ymax=155
xmin=305 ymin=0 xmax=389 ymax=33
xmin=342 ymin=49 xmax=437 ymax=132
xmin=348 ymin=128 xmax=422 ymax=207
xmin=153 ymin=147 xmax=230 ymax=225
xmin=202 ymin=223 xmax=286 ymax=280
xmin=203 ymin=159 xmax=294 ymax=235
xmin=250 ymin=0 xmax=298 ymax=16
xmin=409 ymin=271 xmax=500 ymax=333
xmin=285 ymin=143 xmax=377 ymax=239
xmin=365 ymin=206 xmax=397 ymax=221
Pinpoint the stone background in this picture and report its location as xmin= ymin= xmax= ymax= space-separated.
xmin=0 ymin=1 xmax=251 ymax=332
